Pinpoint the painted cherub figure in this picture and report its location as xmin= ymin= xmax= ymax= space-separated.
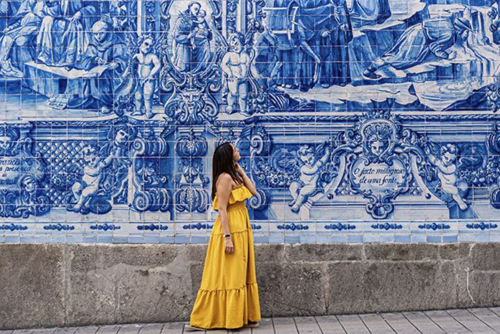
xmin=221 ymin=32 xmax=251 ymax=116
xmin=132 ymin=36 xmax=161 ymax=119
xmin=426 ymin=143 xmax=468 ymax=211
xmin=289 ymin=144 xmax=331 ymax=213
xmin=72 ymin=144 xmax=114 ymax=212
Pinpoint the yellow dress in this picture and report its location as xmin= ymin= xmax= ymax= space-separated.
xmin=189 ymin=184 xmax=261 ymax=329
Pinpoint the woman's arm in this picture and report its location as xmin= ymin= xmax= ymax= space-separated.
xmin=216 ymin=173 xmax=235 ymax=253
xmin=235 ymin=163 xmax=258 ymax=196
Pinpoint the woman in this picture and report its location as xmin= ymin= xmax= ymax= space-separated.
xmin=186 ymin=142 xmax=261 ymax=331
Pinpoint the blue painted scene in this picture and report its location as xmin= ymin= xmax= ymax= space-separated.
xmin=1 ymin=0 xmax=500 ymax=244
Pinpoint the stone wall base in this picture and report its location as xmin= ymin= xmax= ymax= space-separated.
xmin=1 ymin=243 xmax=499 ymax=329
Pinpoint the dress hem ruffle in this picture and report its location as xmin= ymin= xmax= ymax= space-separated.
xmin=190 ymin=282 xmax=261 ymax=329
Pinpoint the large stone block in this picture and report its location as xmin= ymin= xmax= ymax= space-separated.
xmin=363 ymin=262 xmax=457 ymax=312
xmin=469 ymin=272 xmax=500 ymax=306
xmin=257 ymin=262 xmax=326 ymax=317
xmin=0 ymin=244 xmax=65 ymax=329
xmin=285 ymin=244 xmax=363 ymax=262
xmin=472 ymin=244 xmax=500 ymax=271
xmin=327 ymin=262 xmax=367 ymax=314
xmin=328 ymin=261 xmax=458 ymax=314
xmin=439 ymin=243 xmax=471 ymax=260
xmin=66 ymin=244 xmax=185 ymax=326
xmin=255 ymin=244 xmax=286 ymax=263
xmin=364 ymin=244 xmax=439 ymax=261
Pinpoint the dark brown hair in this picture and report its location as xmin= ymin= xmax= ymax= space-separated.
xmin=212 ymin=142 xmax=242 ymax=200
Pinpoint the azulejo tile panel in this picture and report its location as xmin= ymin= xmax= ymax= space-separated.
xmin=0 ymin=0 xmax=500 ymax=243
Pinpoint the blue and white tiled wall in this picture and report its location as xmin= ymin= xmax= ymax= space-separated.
xmin=1 ymin=0 xmax=500 ymax=244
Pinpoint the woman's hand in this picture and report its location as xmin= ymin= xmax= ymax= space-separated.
xmin=224 ymin=238 xmax=234 ymax=253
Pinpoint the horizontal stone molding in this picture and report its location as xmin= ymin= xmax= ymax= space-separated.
xmin=1 ymin=243 xmax=500 ymax=329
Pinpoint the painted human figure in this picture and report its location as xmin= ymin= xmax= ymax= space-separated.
xmin=426 ymin=143 xmax=468 ymax=211
xmin=36 ymin=0 xmax=98 ymax=66
xmin=66 ymin=19 xmax=128 ymax=114
xmin=363 ymin=17 xmax=471 ymax=79
xmin=349 ymin=0 xmax=391 ymax=28
xmin=289 ymin=145 xmax=331 ymax=213
xmin=320 ymin=0 xmax=353 ymax=88
xmin=489 ymin=1 xmax=500 ymax=45
xmin=264 ymin=0 xmax=300 ymax=89
xmin=221 ymin=32 xmax=251 ymax=116
xmin=190 ymin=9 xmax=212 ymax=72
xmin=191 ymin=10 xmax=211 ymax=47
xmin=72 ymin=144 xmax=113 ymax=212
xmin=0 ymin=126 xmax=20 ymax=156
xmin=16 ymin=175 xmax=37 ymax=207
xmin=100 ymin=125 xmax=132 ymax=204
xmin=0 ymin=0 xmax=20 ymax=32
xmin=132 ymin=36 xmax=161 ymax=119
xmin=0 ymin=0 xmax=48 ymax=77
xmin=172 ymin=1 xmax=201 ymax=72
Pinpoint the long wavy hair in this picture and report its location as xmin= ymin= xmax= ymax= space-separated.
xmin=212 ymin=142 xmax=242 ymax=200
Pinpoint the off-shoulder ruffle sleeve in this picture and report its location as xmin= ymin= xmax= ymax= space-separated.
xmin=212 ymin=185 xmax=253 ymax=210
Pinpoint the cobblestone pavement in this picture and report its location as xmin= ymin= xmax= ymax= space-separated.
xmin=4 ymin=308 xmax=500 ymax=334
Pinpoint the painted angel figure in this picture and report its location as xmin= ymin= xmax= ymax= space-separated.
xmin=289 ymin=144 xmax=331 ymax=213
xmin=71 ymin=144 xmax=114 ymax=213
xmin=132 ymin=35 xmax=161 ymax=119
xmin=426 ymin=143 xmax=468 ymax=211
xmin=221 ymin=32 xmax=251 ymax=116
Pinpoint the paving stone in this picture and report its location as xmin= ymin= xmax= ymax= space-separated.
xmin=159 ymin=323 xmax=184 ymax=334
xmin=74 ymin=328 xmax=99 ymax=334
xmin=53 ymin=328 xmax=79 ymax=334
xmin=95 ymin=327 xmax=121 ymax=334
xmin=315 ymin=316 xmax=346 ymax=334
xmin=228 ymin=327 xmax=251 ymax=333
xmin=251 ymin=318 xmax=274 ymax=334
xmin=403 ymin=312 xmax=446 ymax=334
xmin=11 ymin=331 xmax=33 ymax=334
xmin=293 ymin=317 xmax=321 ymax=334
xmin=359 ymin=314 xmax=395 ymax=334
xmin=380 ymin=313 xmax=420 ymax=334
xmin=336 ymin=315 xmax=370 ymax=334
xmin=117 ymin=326 xmax=142 ymax=334
xmin=272 ymin=318 xmax=297 ymax=334
xmin=31 ymin=330 xmax=55 ymax=334
xmin=489 ymin=307 xmax=500 ymax=317
xmin=469 ymin=308 xmax=500 ymax=330
xmin=424 ymin=311 xmax=470 ymax=333
xmin=139 ymin=325 xmax=163 ymax=334
xmin=446 ymin=309 xmax=497 ymax=333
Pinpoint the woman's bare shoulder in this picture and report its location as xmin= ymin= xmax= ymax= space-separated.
xmin=216 ymin=173 xmax=239 ymax=189
xmin=216 ymin=173 xmax=232 ymax=186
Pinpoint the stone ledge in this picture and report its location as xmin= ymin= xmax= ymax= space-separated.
xmin=0 ymin=243 xmax=499 ymax=329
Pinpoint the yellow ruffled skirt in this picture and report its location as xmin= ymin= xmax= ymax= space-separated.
xmin=190 ymin=186 xmax=261 ymax=329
